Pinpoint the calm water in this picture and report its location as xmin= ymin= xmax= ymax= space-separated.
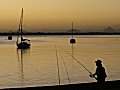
xmin=0 ymin=35 xmax=120 ymax=89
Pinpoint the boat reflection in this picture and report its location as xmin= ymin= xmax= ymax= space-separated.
xmin=71 ymin=43 xmax=74 ymax=57
xmin=16 ymin=48 xmax=30 ymax=86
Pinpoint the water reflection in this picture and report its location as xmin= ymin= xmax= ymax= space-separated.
xmin=71 ymin=44 xmax=74 ymax=57
xmin=16 ymin=48 xmax=30 ymax=85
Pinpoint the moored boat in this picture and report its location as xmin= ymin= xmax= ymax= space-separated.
xmin=16 ymin=8 xmax=31 ymax=49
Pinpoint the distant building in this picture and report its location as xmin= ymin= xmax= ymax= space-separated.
xmin=104 ymin=26 xmax=115 ymax=33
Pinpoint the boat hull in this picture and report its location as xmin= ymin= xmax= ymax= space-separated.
xmin=17 ymin=42 xmax=30 ymax=49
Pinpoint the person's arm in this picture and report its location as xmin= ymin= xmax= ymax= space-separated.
xmin=93 ymin=67 xmax=98 ymax=77
xmin=89 ymin=68 xmax=97 ymax=78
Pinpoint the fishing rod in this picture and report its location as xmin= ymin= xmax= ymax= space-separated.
xmin=59 ymin=47 xmax=96 ymax=79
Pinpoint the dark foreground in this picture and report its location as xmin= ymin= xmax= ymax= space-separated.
xmin=3 ymin=80 xmax=120 ymax=90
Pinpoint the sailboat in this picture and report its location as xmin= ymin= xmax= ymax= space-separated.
xmin=16 ymin=8 xmax=31 ymax=49
xmin=70 ymin=22 xmax=76 ymax=44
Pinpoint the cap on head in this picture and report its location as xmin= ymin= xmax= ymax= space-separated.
xmin=95 ymin=60 xmax=102 ymax=64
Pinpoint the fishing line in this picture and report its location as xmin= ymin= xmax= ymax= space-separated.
xmin=58 ymin=49 xmax=71 ymax=84
xmin=55 ymin=45 xmax=61 ymax=85
xmin=59 ymin=47 xmax=93 ymax=75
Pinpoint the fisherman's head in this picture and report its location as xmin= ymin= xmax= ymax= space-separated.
xmin=95 ymin=60 xmax=102 ymax=66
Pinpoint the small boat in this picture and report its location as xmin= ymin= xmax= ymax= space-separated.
xmin=70 ymin=22 xmax=76 ymax=44
xmin=8 ymin=35 xmax=12 ymax=40
xmin=16 ymin=8 xmax=31 ymax=49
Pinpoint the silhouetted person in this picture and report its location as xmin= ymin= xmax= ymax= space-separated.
xmin=90 ymin=60 xmax=107 ymax=85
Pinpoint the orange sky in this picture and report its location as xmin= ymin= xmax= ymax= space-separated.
xmin=0 ymin=0 xmax=120 ymax=32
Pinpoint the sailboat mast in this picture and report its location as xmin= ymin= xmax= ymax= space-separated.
xmin=72 ymin=22 xmax=73 ymax=39
xmin=18 ymin=8 xmax=24 ymax=41
xmin=20 ymin=8 xmax=23 ymax=41
xmin=17 ymin=8 xmax=24 ymax=44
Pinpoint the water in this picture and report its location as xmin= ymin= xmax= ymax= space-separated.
xmin=0 ymin=35 xmax=120 ymax=89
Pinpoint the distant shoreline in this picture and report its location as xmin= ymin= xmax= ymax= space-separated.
xmin=0 ymin=32 xmax=120 ymax=36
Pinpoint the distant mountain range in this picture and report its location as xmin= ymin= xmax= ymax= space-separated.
xmin=104 ymin=26 xmax=120 ymax=33
xmin=66 ymin=25 xmax=120 ymax=33
xmin=1 ymin=24 xmax=120 ymax=33
xmin=67 ymin=29 xmax=81 ymax=33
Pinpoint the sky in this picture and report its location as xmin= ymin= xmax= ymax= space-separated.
xmin=0 ymin=0 xmax=120 ymax=32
